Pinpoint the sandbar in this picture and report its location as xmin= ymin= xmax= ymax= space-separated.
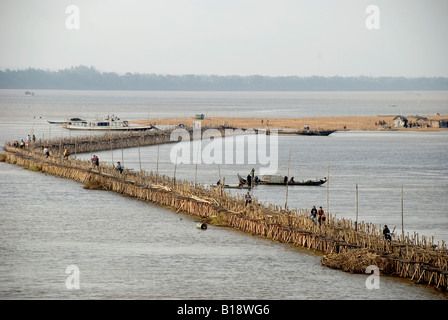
xmin=134 ymin=115 xmax=448 ymax=132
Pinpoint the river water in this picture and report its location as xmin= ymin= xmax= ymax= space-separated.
xmin=1 ymin=89 xmax=447 ymax=300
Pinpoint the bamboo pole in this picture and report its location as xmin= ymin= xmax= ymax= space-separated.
xmin=156 ymin=145 xmax=160 ymax=183
xmin=327 ymin=163 xmax=330 ymax=214
xmin=138 ymin=144 xmax=142 ymax=172
xmin=355 ymin=184 xmax=358 ymax=231
xmin=109 ymin=132 xmax=114 ymax=166
xmin=285 ymin=147 xmax=291 ymax=209
xmin=173 ymin=149 xmax=178 ymax=182
xmin=121 ymin=134 xmax=124 ymax=166
xmin=401 ymin=186 xmax=405 ymax=239
xmin=194 ymin=141 xmax=200 ymax=185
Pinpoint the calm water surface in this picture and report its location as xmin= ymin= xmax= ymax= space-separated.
xmin=1 ymin=90 xmax=447 ymax=299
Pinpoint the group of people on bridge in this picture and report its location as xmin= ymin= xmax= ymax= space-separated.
xmin=12 ymin=134 xmax=36 ymax=149
xmin=90 ymin=155 xmax=123 ymax=173
xmin=310 ymin=205 xmax=326 ymax=226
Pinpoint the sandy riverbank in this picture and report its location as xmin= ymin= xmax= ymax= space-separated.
xmin=134 ymin=115 xmax=448 ymax=132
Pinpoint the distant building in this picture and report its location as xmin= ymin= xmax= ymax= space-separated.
xmin=394 ymin=116 xmax=448 ymax=128
xmin=393 ymin=116 xmax=408 ymax=128
xmin=432 ymin=119 xmax=448 ymax=128
xmin=407 ymin=116 xmax=429 ymax=128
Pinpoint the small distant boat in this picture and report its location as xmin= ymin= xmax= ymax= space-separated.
xmin=48 ymin=117 xmax=87 ymax=125
xmin=25 ymin=91 xmax=35 ymax=96
xmin=288 ymin=177 xmax=327 ymax=186
xmin=225 ymin=185 xmax=252 ymax=189
xmin=213 ymin=184 xmax=252 ymax=190
xmin=238 ymin=173 xmax=252 ymax=185
xmin=297 ymin=130 xmax=335 ymax=136
xmin=237 ymin=173 xmax=326 ymax=186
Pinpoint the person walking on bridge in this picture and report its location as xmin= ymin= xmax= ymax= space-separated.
xmin=311 ymin=206 xmax=317 ymax=224
xmin=245 ymin=192 xmax=252 ymax=206
xmin=317 ymin=206 xmax=326 ymax=226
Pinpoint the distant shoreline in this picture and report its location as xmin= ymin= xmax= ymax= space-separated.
xmin=135 ymin=115 xmax=448 ymax=132
xmin=2 ymin=66 xmax=448 ymax=91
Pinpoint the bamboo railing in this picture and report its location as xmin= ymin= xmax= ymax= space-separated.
xmin=20 ymin=124 xmax=238 ymax=157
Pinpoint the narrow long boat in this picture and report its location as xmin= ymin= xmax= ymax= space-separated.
xmin=215 ymin=184 xmax=252 ymax=190
xmin=297 ymin=130 xmax=335 ymax=136
xmin=238 ymin=173 xmax=326 ymax=186
xmin=62 ymin=119 xmax=155 ymax=131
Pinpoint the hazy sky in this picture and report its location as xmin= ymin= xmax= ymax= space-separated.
xmin=1 ymin=0 xmax=447 ymax=77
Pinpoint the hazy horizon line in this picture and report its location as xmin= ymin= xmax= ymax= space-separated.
xmin=1 ymin=65 xmax=447 ymax=79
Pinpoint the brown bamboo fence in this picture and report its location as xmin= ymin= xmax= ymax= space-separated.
xmin=18 ymin=125 xmax=238 ymax=157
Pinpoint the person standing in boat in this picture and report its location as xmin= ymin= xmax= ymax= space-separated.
xmin=247 ymin=174 xmax=252 ymax=187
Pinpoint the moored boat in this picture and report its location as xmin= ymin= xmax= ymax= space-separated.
xmin=297 ymin=130 xmax=335 ymax=136
xmin=238 ymin=173 xmax=326 ymax=186
xmin=61 ymin=116 xmax=155 ymax=131
xmin=48 ymin=117 xmax=86 ymax=125
xmin=212 ymin=183 xmax=252 ymax=190
xmin=261 ymin=174 xmax=327 ymax=186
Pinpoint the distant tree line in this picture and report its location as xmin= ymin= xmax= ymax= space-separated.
xmin=1 ymin=65 xmax=447 ymax=91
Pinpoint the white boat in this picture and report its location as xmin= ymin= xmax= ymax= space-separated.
xmin=48 ymin=117 xmax=86 ymax=124
xmin=61 ymin=116 xmax=155 ymax=131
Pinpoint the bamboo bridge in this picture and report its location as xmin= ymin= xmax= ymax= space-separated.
xmin=2 ymin=126 xmax=448 ymax=292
